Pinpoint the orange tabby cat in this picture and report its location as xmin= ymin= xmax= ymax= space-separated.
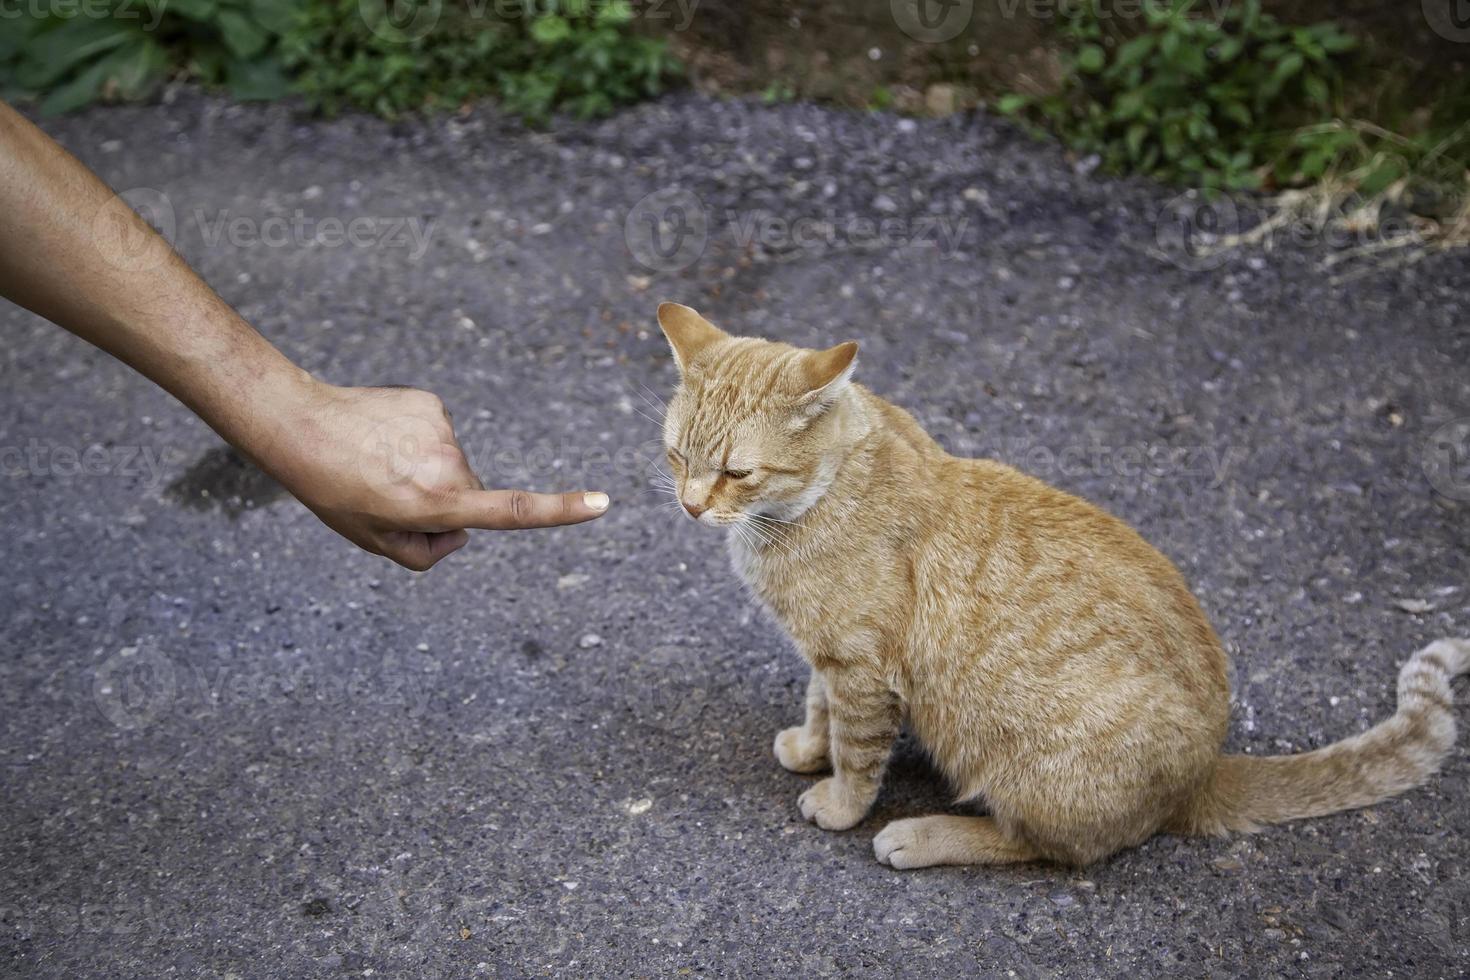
xmin=654 ymin=301 xmax=1468 ymax=868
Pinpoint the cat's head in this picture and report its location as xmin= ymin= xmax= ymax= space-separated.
xmin=655 ymin=302 xmax=860 ymax=528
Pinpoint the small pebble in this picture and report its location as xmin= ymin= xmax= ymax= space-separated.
xmin=579 ymin=633 xmax=603 ymax=649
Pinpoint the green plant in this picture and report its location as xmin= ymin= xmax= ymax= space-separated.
xmin=500 ymin=0 xmax=680 ymax=121
xmin=0 ymin=0 xmax=294 ymax=114
xmin=760 ymin=80 xmax=796 ymax=105
xmin=282 ymin=0 xmax=681 ymax=122
xmin=1001 ymin=0 xmax=1357 ymax=191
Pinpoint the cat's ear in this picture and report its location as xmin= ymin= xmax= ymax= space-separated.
xmin=795 ymin=341 xmax=859 ymax=416
xmin=656 ymin=302 xmax=728 ymax=373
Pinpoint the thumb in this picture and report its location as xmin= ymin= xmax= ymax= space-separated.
xmin=445 ymin=489 xmax=610 ymax=530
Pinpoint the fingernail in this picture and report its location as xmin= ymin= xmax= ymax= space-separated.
xmin=583 ymin=491 xmax=610 ymax=512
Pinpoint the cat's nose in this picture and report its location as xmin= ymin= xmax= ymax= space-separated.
xmin=683 ymin=501 xmax=707 ymax=518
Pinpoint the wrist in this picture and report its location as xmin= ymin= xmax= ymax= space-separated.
xmin=203 ymin=350 xmax=325 ymax=473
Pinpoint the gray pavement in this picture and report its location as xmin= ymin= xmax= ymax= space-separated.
xmin=2 ymin=91 xmax=1469 ymax=978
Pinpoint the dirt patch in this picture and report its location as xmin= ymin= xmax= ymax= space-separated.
xmin=656 ymin=0 xmax=1468 ymax=114
xmin=165 ymin=445 xmax=286 ymax=518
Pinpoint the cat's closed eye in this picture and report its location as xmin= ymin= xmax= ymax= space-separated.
xmin=725 ymin=469 xmax=753 ymax=481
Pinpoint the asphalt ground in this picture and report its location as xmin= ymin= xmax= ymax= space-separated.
xmin=2 ymin=91 xmax=1468 ymax=978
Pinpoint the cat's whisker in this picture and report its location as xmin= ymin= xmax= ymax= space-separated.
xmin=737 ymin=513 xmax=792 ymax=551
xmin=744 ymin=514 xmax=798 ymax=547
xmin=627 ymin=405 xmax=665 ymax=430
xmin=622 ymin=381 xmax=669 ymax=430
xmin=635 ymin=384 xmax=668 ymax=417
xmin=748 ymin=512 xmax=803 ymax=529
xmin=637 ymin=382 xmax=667 ymax=408
xmin=735 ymin=523 xmax=763 ymax=551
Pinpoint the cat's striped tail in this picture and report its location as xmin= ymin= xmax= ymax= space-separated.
xmin=1170 ymin=638 xmax=1469 ymax=837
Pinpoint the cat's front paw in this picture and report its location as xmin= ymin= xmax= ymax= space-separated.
xmin=873 ymin=818 xmax=930 ymax=869
xmin=774 ymin=726 xmax=830 ymax=774
xmin=797 ymin=778 xmax=869 ymax=831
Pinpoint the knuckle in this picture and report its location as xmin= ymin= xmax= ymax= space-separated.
xmin=426 ymin=478 xmax=459 ymax=504
xmin=507 ymin=490 xmax=534 ymax=524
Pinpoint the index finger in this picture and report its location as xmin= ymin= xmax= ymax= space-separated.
xmin=445 ymin=489 xmax=610 ymax=530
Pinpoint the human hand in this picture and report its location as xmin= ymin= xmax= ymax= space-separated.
xmin=253 ymin=379 xmax=609 ymax=571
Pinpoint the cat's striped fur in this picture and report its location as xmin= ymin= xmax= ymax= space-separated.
xmin=655 ymin=302 xmax=1467 ymax=868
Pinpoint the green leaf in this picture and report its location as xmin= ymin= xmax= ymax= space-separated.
xmin=1125 ymin=122 xmax=1148 ymax=160
xmin=1303 ymin=73 xmax=1329 ymax=107
xmin=247 ymin=0 xmax=299 ymax=35
xmin=1174 ymin=45 xmax=1206 ymax=76
xmin=1076 ymin=44 xmax=1105 ymax=73
xmin=1299 ymin=146 xmax=1333 ymax=179
xmin=1358 ymin=159 xmax=1403 ymax=198
xmin=1226 ymin=170 xmax=1262 ymax=190
xmin=164 ymin=0 xmax=219 ymax=21
xmin=1262 ymin=51 xmax=1304 ymax=97
xmin=1241 ymin=0 xmax=1261 ymax=31
xmin=1318 ymin=30 xmax=1357 ymax=53
xmin=0 ymin=17 xmax=44 ymax=62
xmin=530 ymin=15 xmax=572 ymax=44
xmin=226 ymin=56 xmax=291 ymax=100
xmin=995 ymin=93 xmax=1029 ymax=115
xmin=594 ymin=0 xmax=634 ymax=26
xmin=18 ymin=19 xmax=138 ymax=89
xmin=1112 ymin=90 xmax=1147 ymax=120
xmin=216 ymin=9 xmax=270 ymax=59
xmin=106 ymin=35 xmax=169 ymax=100
xmin=1113 ymin=35 xmax=1155 ymax=70
xmin=38 ymin=55 xmax=113 ymax=115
